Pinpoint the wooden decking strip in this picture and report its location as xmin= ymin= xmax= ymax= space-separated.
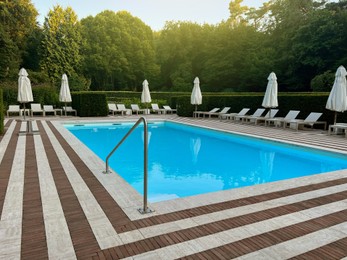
xmin=289 ymin=237 xmax=347 ymax=259
xmin=0 ymin=121 xmax=20 ymax=217
xmin=94 ymin=190 xmax=347 ymax=259
xmin=178 ymin=210 xmax=347 ymax=260
xmin=1 ymin=117 xmax=347 ymax=259
xmin=38 ymin=121 xmax=100 ymax=259
xmin=45 ymin=121 xmax=135 ymax=230
xmin=21 ymin=134 xmax=48 ymax=259
xmin=121 ymin=177 xmax=347 ymax=233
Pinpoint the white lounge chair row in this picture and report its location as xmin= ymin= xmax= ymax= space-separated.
xmin=6 ymin=104 xmax=77 ymax=117
xmin=108 ymin=103 xmax=177 ymax=116
xmin=195 ymin=107 xmax=326 ymax=130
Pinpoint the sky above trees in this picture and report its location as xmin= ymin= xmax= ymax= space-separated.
xmin=31 ymin=0 xmax=267 ymax=30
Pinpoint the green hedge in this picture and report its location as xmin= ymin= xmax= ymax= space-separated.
xmin=0 ymin=89 xmax=4 ymax=135
xmin=0 ymin=84 xmax=60 ymax=109
xmin=175 ymin=93 xmax=346 ymax=126
xmin=72 ymin=92 xmax=108 ymax=117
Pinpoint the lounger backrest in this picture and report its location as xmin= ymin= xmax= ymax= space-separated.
xmin=151 ymin=103 xmax=160 ymax=110
xmin=252 ymin=108 xmax=265 ymax=117
xmin=131 ymin=104 xmax=140 ymax=110
xmin=263 ymin=109 xmax=279 ymax=118
xmin=31 ymin=103 xmax=42 ymax=111
xmin=108 ymin=103 xmax=117 ymax=110
xmin=64 ymin=106 xmax=75 ymax=112
xmin=237 ymin=108 xmax=250 ymax=116
xmin=219 ymin=107 xmax=231 ymax=114
xmin=209 ymin=108 xmax=219 ymax=113
xmin=117 ymin=104 xmax=127 ymax=110
xmin=304 ymin=112 xmax=322 ymax=122
xmin=284 ymin=110 xmax=300 ymax=120
xmin=8 ymin=105 xmax=20 ymax=112
xmin=43 ymin=105 xmax=54 ymax=111
xmin=163 ymin=105 xmax=171 ymax=110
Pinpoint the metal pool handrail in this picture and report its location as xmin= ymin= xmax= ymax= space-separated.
xmin=103 ymin=117 xmax=154 ymax=214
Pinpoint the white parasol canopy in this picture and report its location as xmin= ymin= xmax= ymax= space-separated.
xmin=262 ymin=72 xmax=278 ymax=108
xmin=191 ymin=77 xmax=202 ymax=111
xmin=59 ymin=74 xmax=72 ymax=115
xmin=326 ymin=65 xmax=347 ymax=124
xmin=17 ymin=68 xmax=33 ymax=120
xmin=141 ymin=79 xmax=151 ymax=103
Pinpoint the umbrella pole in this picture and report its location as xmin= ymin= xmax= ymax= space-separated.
xmin=23 ymin=103 xmax=26 ymax=121
xmin=65 ymin=102 xmax=67 ymax=116
xmin=195 ymin=105 xmax=197 ymax=111
xmin=334 ymin=111 xmax=337 ymax=125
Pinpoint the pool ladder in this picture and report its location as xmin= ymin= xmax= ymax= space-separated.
xmin=103 ymin=117 xmax=154 ymax=214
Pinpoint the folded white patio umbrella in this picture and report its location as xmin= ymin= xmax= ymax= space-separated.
xmin=326 ymin=65 xmax=347 ymax=124
xmin=59 ymin=74 xmax=72 ymax=116
xmin=191 ymin=77 xmax=202 ymax=111
xmin=262 ymin=72 xmax=278 ymax=118
xmin=141 ymin=80 xmax=151 ymax=112
xmin=17 ymin=68 xmax=33 ymax=120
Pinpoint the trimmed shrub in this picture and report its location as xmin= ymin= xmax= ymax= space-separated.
xmin=72 ymin=92 xmax=108 ymax=117
xmin=0 ymin=83 xmax=59 ymax=109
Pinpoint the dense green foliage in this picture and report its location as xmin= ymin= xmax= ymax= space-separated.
xmin=41 ymin=5 xmax=83 ymax=87
xmin=1 ymin=0 xmax=347 ymax=94
xmin=1 ymin=84 xmax=59 ymax=109
xmin=72 ymin=92 xmax=108 ymax=117
xmin=80 ymin=11 xmax=159 ymax=91
xmin=0 ymin=89 xmax=3 ymax=134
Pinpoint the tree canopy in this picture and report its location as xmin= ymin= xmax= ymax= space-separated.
xmin=1 ymin=0 xmax=347 ymax=92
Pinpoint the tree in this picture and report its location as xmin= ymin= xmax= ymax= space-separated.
xmin=156 ymin=21 xmax=212 ymax=91
xmin=0 ymin=0 xmax=38 ymax=79
xmin=80 ymin=11 xmax=159 ymax=90
xmin=40 ymin=5 xmax=82 ymax=84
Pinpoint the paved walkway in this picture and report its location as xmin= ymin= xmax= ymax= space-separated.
xmin=1 ymin=116 xmax=347 ymax=259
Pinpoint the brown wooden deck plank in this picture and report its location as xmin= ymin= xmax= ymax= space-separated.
xmin=289 ymin=237 xmax=347 ymax=259
xmin=38 ymin=121 xmax=100 ymax=259
xmin=0 ymin=121 xmax=20 ymax=217
xmin=120 ymin=177 xmax=347 ymax=232
xmin=20 ymin=134 xmax=48 ymax=259
xmin=46 ymin=121 xmax=133 ymax=231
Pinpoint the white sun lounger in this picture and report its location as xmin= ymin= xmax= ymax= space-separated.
xmin=163 ymin=105 xmax=177 ymax=114
xmin=193 ymin=108 xmax=219 ymax=118
xmin=131 ymin=104 xmax=146 ymax=115
xmin=245 ymin=109 xmax=279 ymax=125
xmin=328 ymin=123 xmax=347 ymax=137
xmin=220 ymin=108 xmax=250 ymax=120
xmin=286 ymin=112 xmax=326 ymax=130
xmin=151 ymin=103 xmax=166 ymax=114
xmin=117 ymin=104 xmax=132 ymax=115
xmin=63 ymin=106 xmax=77 ymax=116
xmin=108 ymin=103 xmax=118 ymax=115
xmin=235 ymin=108 xmax=265 ymax=123
xmin=43 ymin=105 xmax=60 ymax=116
xmin=265 ymin=110 xmax=300 ymax=127
xmin=30 ymin=103 xmax=45 ymax=117
xmin=6 ymin=105 xmax=21 ymax=117
xmin=199 ymin=107 xmax=231 ymax=118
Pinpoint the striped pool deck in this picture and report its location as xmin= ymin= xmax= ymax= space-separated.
xmin=1 ymin=115 xmax=347 ymax=259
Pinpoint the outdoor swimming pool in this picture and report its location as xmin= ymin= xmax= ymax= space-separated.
xmin=66 ymin=121 xmax=347 ymax=202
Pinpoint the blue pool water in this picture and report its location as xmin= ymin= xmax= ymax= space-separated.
xmin=66 ymin=121 xmax=347 ymax=202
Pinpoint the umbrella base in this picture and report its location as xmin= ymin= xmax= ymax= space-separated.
xmin=18 ymin=120 xmax=40 ymax=136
